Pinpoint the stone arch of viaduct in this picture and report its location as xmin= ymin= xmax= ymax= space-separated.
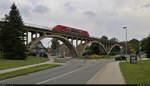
xmin=28 ymin=34 xmax=122 ymax=58
xmin=79 ymin=41 xmax=122 ymax=56
xmin=80 ymin=41 xmax=107 ymax=55
xmin=107 ymin=44 xmax=122 ymax=55
xmin=28 ymin=34 xmax=78 ymax=57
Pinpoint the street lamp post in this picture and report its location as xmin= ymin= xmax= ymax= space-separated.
xmin=123 ymin=26 xmax=128 ymax=61
xmin=139 ymin=41 xmax=142 ymax=64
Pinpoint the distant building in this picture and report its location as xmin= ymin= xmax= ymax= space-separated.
xmin=140 ymin=52 xmax=147 ymax=58
xmin=48 ymin=44 xmax=71 ymax=57
xmin=57 ymin=44 xmax=71 ymax=57
xmin=32 ymin=41 xmax=47 ymax=57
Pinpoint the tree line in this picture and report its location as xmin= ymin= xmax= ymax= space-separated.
xmin=84 ymin=35 xmax=150 ymax=58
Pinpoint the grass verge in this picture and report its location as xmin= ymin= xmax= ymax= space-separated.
xmin=102 ymin=55 xmax=114 ymax=59
xmin=0 ymin=64 xmax=60 ymax=80
xmin=54 ymin=59 xmax=66 ymax=63
xmin=75 ymin=55 xmax=114 ymax=60
xmin=0 ymin=56 xmax=49 ymax=70
xmin=120 ymin=59 xmax=150 ymax=84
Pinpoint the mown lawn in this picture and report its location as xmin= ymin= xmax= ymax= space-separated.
xmin=120 ymin=59 xmax=150 ymax=84
xmin=0 ymin=64 xmax=60 ymax=80
xmin=75 ymin=55 xmax=114 ymax=60
xmin=54 ymin=59 xmax=66 ymax=63
xmin=0 ymin=56 xmax=49 ymax=70
xmin=101 ymin=55 xmax=114 ymax=59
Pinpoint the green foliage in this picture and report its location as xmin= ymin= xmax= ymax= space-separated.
xmin=89 ymin=43 xmax=100 ymax=55
xmin=82 ymin=46 xmax=92 ymax=55
xmin=109 ymin=46 xmax=120 ymax=55
xmin=102 ymin=55 xmax=114 ymax=59
xmin=51 ymin=38 xmax=60 ymax=50
xmin=141 ymin=38 xmax=147 ymax=52
xmin=0 ymin=56 xmax=49 ymax=70
xmin=75 ymin=56 xmax=85 ymax=60
xmin=0 ymin=64 xmax=60 ymax=80
xmin=141 ymin=36 xmax=150 ymax=57
xmin=0 ymin=3 xmax=27 ymax=59
xmin=101 ymin=35 xmax=108 ymax=40
xmin=120 ymin=59 xmax=150 ymax=84
xmin=54 ymin=59 xmax=66 ymax=63
xmin=75 ymin=55 xmax=113 ymax=60
xmin=128 ymin=38 xmax=139 ymax=54
xmin=110 ymin=37 xmax=118 ymax=42
xmin=90 ymin=54 xmax=99 ymax=57
xmin=83 ymin=43 xmax=107 ymax=55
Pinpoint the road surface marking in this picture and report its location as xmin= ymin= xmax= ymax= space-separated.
xmin=36 ymin=65 xmax=85 ymax=84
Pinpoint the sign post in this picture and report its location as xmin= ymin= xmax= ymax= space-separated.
xmin=138 ymin=42 xmax=142 ymax=73
xmin=120 ymin=50 xmax=123 ymax=54
xmin=35 ymin=46 xmax=40 ymax=65
xmin=35 ymin=46 xmax=40 ymax=58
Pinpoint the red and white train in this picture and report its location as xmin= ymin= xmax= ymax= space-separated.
xmin=52 ymin=25 xmax=89 ymax=36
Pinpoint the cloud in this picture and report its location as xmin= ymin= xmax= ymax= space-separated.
xmin=0 ymin=0 xmax=10 ymax=10
xmin=26 ymin=0 xmax=38 ymax=5
xmin=0 ymin=0 xmax=11 ymax=18
xmin=143 ymin=3 xmax=150 ymax=8
xmin=19 ymin=5 xmax=31 ymax=17
xmin=84 ymin=11 xmax=96 ymax=17
xmin=64 ymin=2 xmax=76 ymax=12
xmin=33 ymin=5 xmax=49 ymax=13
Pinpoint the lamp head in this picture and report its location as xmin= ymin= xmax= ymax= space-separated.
xmin=123 ymin=27 xmax=127 ymax=29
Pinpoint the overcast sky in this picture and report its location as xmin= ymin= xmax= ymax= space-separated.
xmin=0 ymin=0 xmax=150 ymax=47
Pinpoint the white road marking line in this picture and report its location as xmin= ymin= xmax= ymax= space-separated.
xmin=36 ymin=65 xmax=84 ymax=84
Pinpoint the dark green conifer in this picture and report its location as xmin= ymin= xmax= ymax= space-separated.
xmin=0 ymin=3 xmax=27 ymax=59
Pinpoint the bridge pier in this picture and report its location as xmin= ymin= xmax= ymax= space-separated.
xmin=31 ymin=32 xmax=33 ymax=41
xmin=76 ymin=38 xmax=78 ymax=47
xmin=71 ymin=38 xmax=73 ymax=45
xmin=35 ymin=33 xmax=37 ymax=38
xmin=26 ymin=31 xmax=28 ymax=45
xmin=80 ymin=40 xmax=83 ymax=45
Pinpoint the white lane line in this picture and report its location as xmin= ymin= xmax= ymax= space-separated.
xmin=36 ymin=65 xmax=84 ymax=84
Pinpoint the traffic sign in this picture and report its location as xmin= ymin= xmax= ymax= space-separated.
xmin=119 ymin=46 xmax=123 ymax=50
xmin=130 ymin=48 xmax=136 ymax=53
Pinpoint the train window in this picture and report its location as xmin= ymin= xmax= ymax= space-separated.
xmin=83 ymin=31 xmax=87 ymax=33
xmin=61 ymin=26 xmax=66 ymax=29
xmin=71 ymin=29 xmax=80 ymax=33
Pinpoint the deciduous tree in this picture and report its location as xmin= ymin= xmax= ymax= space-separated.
xmin=101 ymin=36 xmax=108 ymax=40
xmin=142 ymin=35 xmax=150 ymax=57
xmin=51 ymin=38 xmax=60 ymax=50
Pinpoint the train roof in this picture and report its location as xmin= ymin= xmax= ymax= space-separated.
xmin=56 ymin=25 xmax=88 ymax=32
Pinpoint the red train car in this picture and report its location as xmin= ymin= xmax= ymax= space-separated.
xmin=52 ymin=25 xmax=89 ymax=36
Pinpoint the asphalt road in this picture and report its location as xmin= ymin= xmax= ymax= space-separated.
xmin=0 ymin=59 xmax=113 ymax=84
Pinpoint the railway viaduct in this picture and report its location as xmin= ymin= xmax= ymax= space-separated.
xmin=0 ymin=21 xmax=123 ymax=57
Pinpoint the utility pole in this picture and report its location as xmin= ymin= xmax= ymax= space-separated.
xmin=138 ymin=41 xmax=142 ymax=73
xmin=123 ymin=26 xmax=128 ymax=61
xmin=139 ymin=42 xmax=142 ymax=65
